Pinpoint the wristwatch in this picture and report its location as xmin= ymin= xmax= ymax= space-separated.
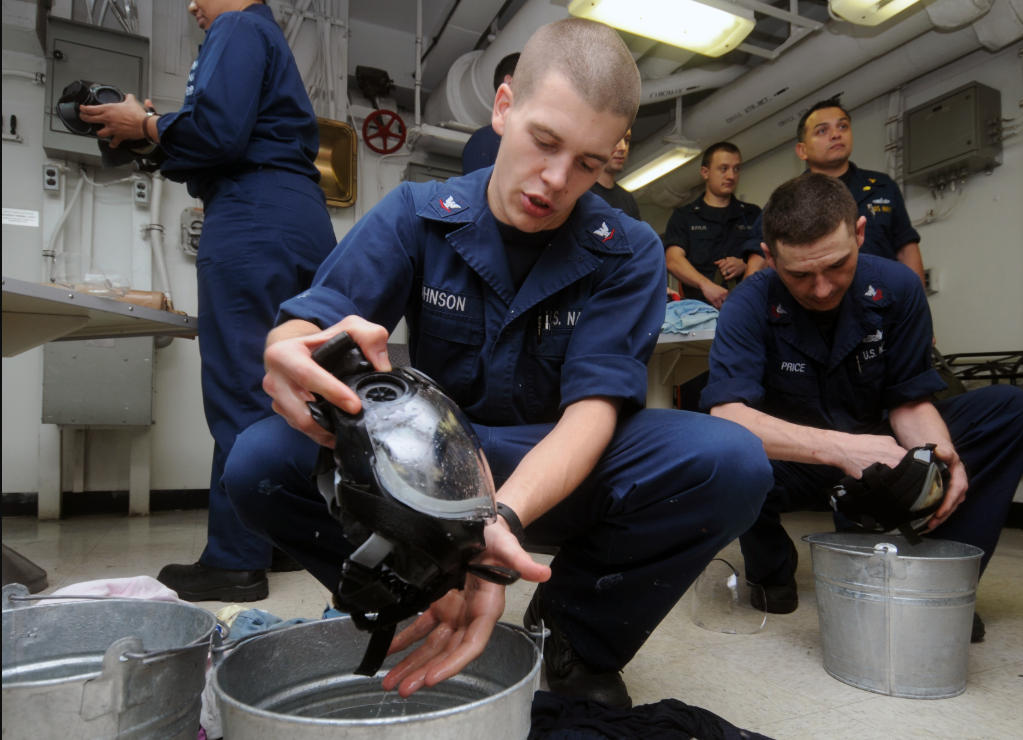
xmin=496 ymin=502 xmax=526 ymax=545
xmin=142 ymin=109 xmax=160 ymax=144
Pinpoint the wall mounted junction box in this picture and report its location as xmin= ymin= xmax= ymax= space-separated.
xmin=42 ymin=16 xmax=150 ymax=167
xmin=903 ymin=81 xmax=1002 ymax=186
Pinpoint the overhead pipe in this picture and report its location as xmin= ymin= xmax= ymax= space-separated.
xmin=640 ymin=63 xmax=747 ymax=106
xmin=626 ymin=0 xmax=997 ymax=203
xmin=424 ymin=0 xmax=570 ymax=127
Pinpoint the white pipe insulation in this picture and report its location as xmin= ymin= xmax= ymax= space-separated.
xmin=424 ymin=0 xmax=570 ymax=127
xmin=627 ymin=0 xmax=1002 ymax=204
xmin=149 ymin=174 xmax=172 ymax=303
xmin=640 ymin=63 xmax=747 ymax=106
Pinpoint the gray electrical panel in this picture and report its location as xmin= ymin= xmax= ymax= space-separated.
xmin=903 ymin=82 xmax=1002 ymax=186
xmin=42 ymin=16 xmax=149 ymax=166
xmin=42 ymin=338 xmax=154 ymax=426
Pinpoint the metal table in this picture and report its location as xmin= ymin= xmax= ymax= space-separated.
xmin=2 ymin=276 xmax=198 ymax=592
xmin=646 ymin=330 xmax=715 ymax=410
xmin=2 ymin=276 xmax=196 ymax=357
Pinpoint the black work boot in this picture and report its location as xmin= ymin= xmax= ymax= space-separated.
xmin=270 ymin=548 xmax=304 ymax=573
xmin=157 ymin=561 xmax=268 ymax=602
xmin=749 ymin=539 xmax=799 ymax=614
xmin=525 ymin=587 xmax=633 ymax=709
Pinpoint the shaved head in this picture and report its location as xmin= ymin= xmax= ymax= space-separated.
xmin=512 ymin=18 xmax=640 ymax=124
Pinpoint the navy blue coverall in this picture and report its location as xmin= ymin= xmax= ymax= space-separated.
xmin=461 ymin=124 xmax=502 ymax=174
xmin=156 ymin=4 xmax=336 ymax=570
xmin=223 ymin=166 xmax=774 ymax=672
xmin=740 ymin=163 xmax=920 ymax=264
xmin=702 ymin=255 xmax=1023 ymax=586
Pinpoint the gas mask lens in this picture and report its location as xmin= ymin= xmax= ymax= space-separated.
xmin=361 ymin=375 xmax=496 ymax=522
xmin=691 ymin=559 xmax=767 ymax=635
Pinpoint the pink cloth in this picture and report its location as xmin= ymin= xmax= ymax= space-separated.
xmin=50 ymin=575 xmax=184 ymax=603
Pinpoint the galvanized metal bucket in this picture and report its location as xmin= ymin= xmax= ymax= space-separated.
xmin=213 ymin=616 xmax=543 ymax=740
xmin=805 ymin=533 xmax=983 ymax=699
xmin=2 ymin=583 xmax=217 ymax=739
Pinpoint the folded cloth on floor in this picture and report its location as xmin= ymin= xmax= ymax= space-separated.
xmin=50 ymin=575 xmax=183 ymax=603
xmin=214 ymin=604 xmax=249 ymax=628
xmin=529 ymin=691 xmax=775 ymax=740
xmin=662 ymin=300 xmax=719 ymax=334
xmin=227 ymin=608 xmax=313 ymax=639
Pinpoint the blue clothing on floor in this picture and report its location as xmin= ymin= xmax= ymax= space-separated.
xmin=197 ymin=170 xmax=336 ymax=571
xmin=740 ymin=163 xmax=920 ymax=264
xmin=153 ymin=2 xmax=335 ymax=571
xmin=702 ymin=254 xmax=1023 ymax=585
xmin=662 ymin=300 xmax=718 ymax=334
xmin=228 ymin=608 xmax=312 ymax=639
xmin=225 ymin=410 xmax=773 ymax=672
xmin=225 ymin=165 xmax=775 ymax=672
xmin=157 ymin=3 xmax=321 ymax=198
xmin=461 ymin=124 xmax=502 ymax=174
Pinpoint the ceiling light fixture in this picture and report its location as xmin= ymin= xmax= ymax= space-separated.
xmin=829 ymin=0 xmax=922 ymax=26
xmin=568 ymin=0 xmax=755 ymax=58
xmin=619 ymin=141 xmax=701 ymax=193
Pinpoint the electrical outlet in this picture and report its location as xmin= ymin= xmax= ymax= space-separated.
xmin=132 ymin=176 xmax=150 ymax=205
xmin=43 ymin=165 xmax=61 ymax=192
xmin=924 ymin=268 xmax=940 ymax=295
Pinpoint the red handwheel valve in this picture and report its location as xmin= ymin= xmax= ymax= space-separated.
xmin=362 ymin=109 xmax=407 ymax=155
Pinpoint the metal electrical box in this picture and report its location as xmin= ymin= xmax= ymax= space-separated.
xmin=903 ymin=82 xmax=1002 ymax=186
xmin=42 ymin=338 xmax=154 ymax=426
xmin=42 ymin=16 xmax=150 ymax=166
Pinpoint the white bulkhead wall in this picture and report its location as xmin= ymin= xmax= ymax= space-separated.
xmin=2 ymin=0 xmax=422 ymax=495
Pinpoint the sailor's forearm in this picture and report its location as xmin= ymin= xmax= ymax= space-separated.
xmin=496 ymin=397 xmax=620 ymax=526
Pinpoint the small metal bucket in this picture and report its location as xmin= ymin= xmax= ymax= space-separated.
xmin=213 ymin=617 xmax=543 ymax=740
xmin=2 ymin=583 xmax=216 ymax=739
xmin=805 ymin=533 xmax=983 ymax=699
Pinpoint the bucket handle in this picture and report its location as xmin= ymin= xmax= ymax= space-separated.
xmin=2 ymin=583 xmax=221 ymax=662
xmin=501 ymin=620 xmax=549 ymax=656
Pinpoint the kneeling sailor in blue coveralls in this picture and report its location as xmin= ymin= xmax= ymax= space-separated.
xmin=703 ymin=173 xmax=1023 ymax=640
xmin=80 ymin=0 xmax=336 ymax=600
xmin=222 ymin=19 xmax=773 ymax=708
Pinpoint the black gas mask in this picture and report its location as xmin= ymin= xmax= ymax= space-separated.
xmin=56 ymin=80 xmax=167 ymax=171
xmin=830 ymin=444 xmax=949 ymax=545
xmin=308 ymin=332 xmax=520 ymax=676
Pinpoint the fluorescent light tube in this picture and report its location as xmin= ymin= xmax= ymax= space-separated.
xmin=619 ymin=146 xmax=701 ymax=192
xmin=829 ymin=0 xmax=922 ymax=26
xmin=568 ymin=0 xmax=755 ymax=57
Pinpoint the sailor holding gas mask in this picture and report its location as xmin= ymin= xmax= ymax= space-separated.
xmin=79 ymin=0 xmax=336 ymax=602
xmin=703 ymin=173 xmax=1023 ymax=640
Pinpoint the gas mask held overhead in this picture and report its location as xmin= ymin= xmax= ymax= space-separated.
xmin=308 ymin=332 xmax=520 ymax=676
xmin=56 ymin=80 xmax=167 ymax=171
xmin=830 ymin=444 xmax=950 ymax=545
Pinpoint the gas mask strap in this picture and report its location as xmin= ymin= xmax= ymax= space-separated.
xmin=354 ymin=623 xmax=397 ymax=677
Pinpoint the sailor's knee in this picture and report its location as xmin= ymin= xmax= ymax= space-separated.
xmin=223 ymin=421 xmax=286 ymax=519
xmin=703 ymin=420 xmax=773 ymax=530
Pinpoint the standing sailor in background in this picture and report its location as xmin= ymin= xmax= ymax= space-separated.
xmin=80 ymin=0 xmax=336 ymax=602
xmin=742 ymin=98 xmax=924 ymax=286
xmin=663 ymin=142 xmax=760 ymax=308
xmin=588 ymin=128 xmax=640 ymax=220
xmin=461 ymin=54 xmax=520 ymax=174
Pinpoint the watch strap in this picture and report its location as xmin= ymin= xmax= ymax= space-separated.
xmin=496 ymin=502 xmax=526 ymax=546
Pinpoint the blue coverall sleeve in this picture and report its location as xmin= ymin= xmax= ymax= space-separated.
xmin=700 ymin=282 xmax=768 ymax=410
xmin=559 ymin=227 xmax=666 ymax=410
xmin=662 ymin=209 xmax=689 ymax=251
xmin=740 ymin=212 xmax=765 ymax=261
xmin=887 ymin=182 xmax=922 ymax=250
xmin=276 ymin=184 xmax=421 ymax=332
xmin=156 ymin=14 xmax=268 ymax=166
xmin=880 ymin=265 xmax=946 ymax=408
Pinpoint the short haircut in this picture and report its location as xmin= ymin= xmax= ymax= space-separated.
xmin=762 ymin=173 xmax=858 ymax=249
xmin=701 ymin=141 xmax=741 ymax=169
xmin=512 ymin=18 xmax=640 ymax=124
xmin=797 ymin=97 xmax=851 ymax=143
xmin=493 ymin=53 xmax=520 ymax=92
